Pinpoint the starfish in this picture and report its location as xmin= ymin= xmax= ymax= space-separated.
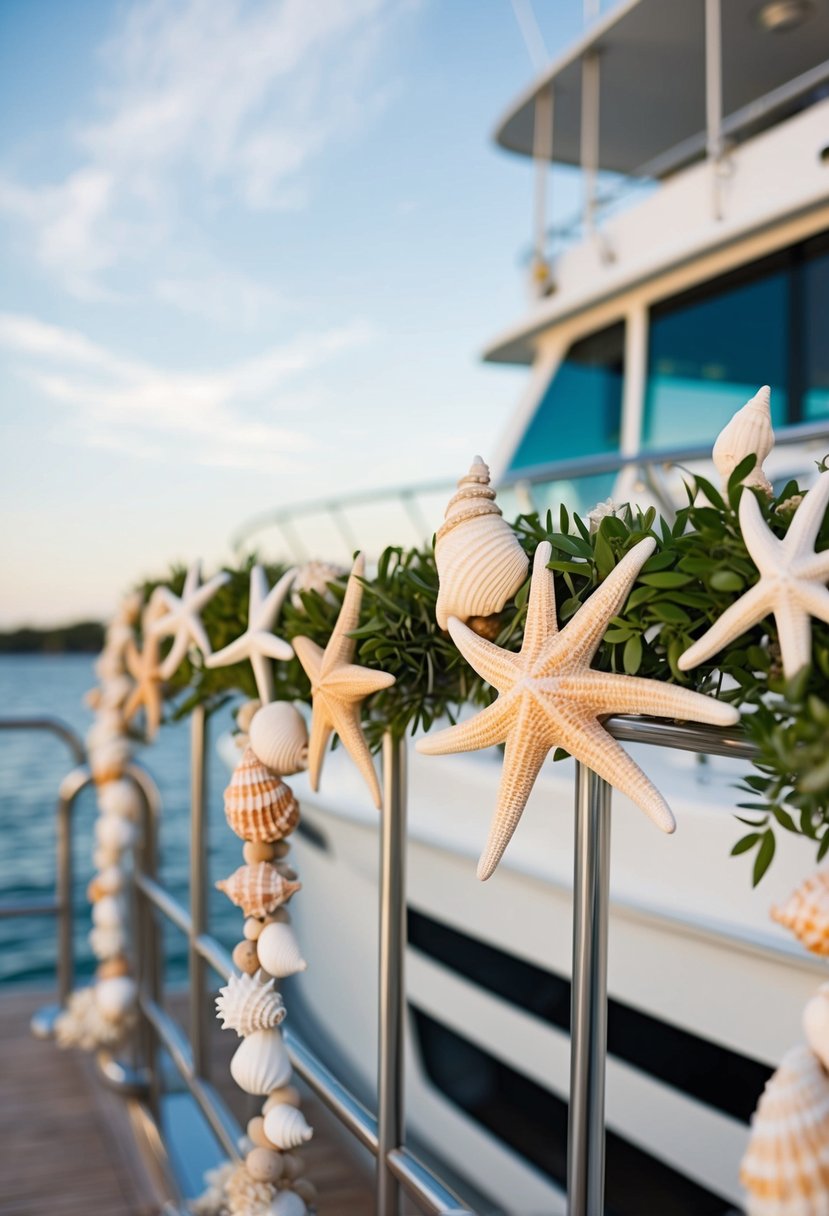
xmin=205 ymin=565 xmax=295 ymax=702
xmin=417 ymin=540 xmax=739 ymax=880
xmin=150 ymin=561 xmax=230 ymax=680
xmin=293 ymin=553 xmax=395 ymax=808
xmin=123 ymin=598 xmax=167 ymax=739
xmin=679 ymin=471 xmax=829 ymax=680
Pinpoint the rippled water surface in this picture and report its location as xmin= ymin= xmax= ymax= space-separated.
xmin=0 ymin=655 xmax=243 ymax=988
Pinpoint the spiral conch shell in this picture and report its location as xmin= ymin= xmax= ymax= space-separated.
xmin=249 ymin=703 xmax=309 ymax=777
xmin=229 ymin=1028 xmax=292 ymax=1095
xmin=435 ymin=456 xmax=529 ymax=630
xmin=262 ymin=1103 xmax=314 ymax=1150
xmin=740 ymin=1045 xmax=829 ymax=1215
xmin=224 ymin=749 xmax=300 ymax=842
xmin=712 ymin=385 xmax=774 ymax=494
xmin=215 ymin=971 xmax=286 ymax=1037
xmin=772 ymin=870 xmax=829 ymax=956
xmin=216 ymin=862 xmax=301 ymax=919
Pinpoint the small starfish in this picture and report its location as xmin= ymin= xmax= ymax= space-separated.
xmin=293 ymin=553 xmax=395 ymax=808
xmin=205 ymin=565 xmax=295 ymax=702
xmin=123 ymin=599 xmax=167 ymax=739
xmin=417 ymin=540 xmax=739 ymax=880
xmin=679 ymin=471 xmax=829 ymax=680
xmin=150 ymin=561 xmax=230 ymax=680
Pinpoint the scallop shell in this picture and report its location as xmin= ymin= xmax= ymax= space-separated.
xmin=216 ymin=863 xmax=301 ymax=919
xmin=804 ymin=985 xmax=829 ymax=1072
xmin=712 ymin=385 xmax=774 ymax=493
xmin=435 ymin=456 xmax=529 ymax=630
xmin=772 ymin=871 xmax=829 ymax=956
xmin=229 ymin=1028 xmax=292 ymax=1095
xmin=262 ymin=1103 xmax=313 ymax=1150
xmin=740 ymin=1044 xmax=829 ymax=1214
xmin=257 ymin=922 xmax=307 ymax=978
xmin=98 ymin=778 xmax=142 ymax=820
xmin=249 ymin=703 xmax=309 ymax=777
xmin=95 ymin=975 xmax=137 ymax=1020
xmin=216 ymin=971 xmax=286 ymax=1037
xmin=224 ymin=749 xmax=300 ymax=843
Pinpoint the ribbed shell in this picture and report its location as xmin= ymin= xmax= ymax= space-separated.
xmin=256 ymin=922 xmax=307 ymax=978
xmin=435 ymin=456 xmax=528 ymax=630
xmin=262 ymin=1103 xmax=314 ymax=1150
xmin=249 ymin=703 xmax=309 ymax=777
xmin=216 ymin=862 xmax=301 ymax=919
xmin=804 ymin=985 xmax=829 ymax=1072
xmin=712 ymin=385 xmax=774 ymax=492
xmin=224 ymin=749 xmax=300 ymax=842
xmin=215 ymin=971 xmax=286 ymax=1037
xmin=773 ymin=871 xmax=829 ymax=956
xmin=229 ymin=1028 xmax=292 ymax=1095
xmin=98 ymin=778 xmax=142 ymax=820
xmin=741 ymin=1045 xmax=829 ymax=1215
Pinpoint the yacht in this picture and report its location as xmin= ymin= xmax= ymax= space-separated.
xmin=255 ymin=2 xmax=829 ymax=1212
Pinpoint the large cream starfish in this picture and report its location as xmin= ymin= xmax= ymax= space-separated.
xmin=150 ymin=561 xmax=230 ymax=680
xmin=123 ymin=599 xmax=167 ymax=740
xmin=205 ymin=565 xmax=295 ymax=702
xmin=417 ymin=540 xmax=739 ymax=880
xmin=679 ymin=471 xmax=829 ymax=680
xmin=293 ymin=553 xmax=395 ymax=808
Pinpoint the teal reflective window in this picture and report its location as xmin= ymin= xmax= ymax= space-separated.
xmin=802 ymin=238 xmax=829 ymax=422
xmin=508 ymin=323 xmax=624 ymax=472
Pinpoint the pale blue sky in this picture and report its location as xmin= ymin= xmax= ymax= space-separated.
xmin=0 ymin=0 xmax=586 ymax=626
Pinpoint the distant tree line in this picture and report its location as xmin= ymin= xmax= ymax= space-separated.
xmin=0 ymin=621 xmax=105 ymax=654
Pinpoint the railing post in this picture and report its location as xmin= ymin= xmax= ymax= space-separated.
xmin=190 ymin=704 xmax=209 ymax=1079
xmin=705 ymin=0 xmax=724 ymax=219
xmin=377 ymin=731 xmax=407 ymax=1216
xmin=567 ymin=763 xmax=611 ymax=1216
xmin=56 ymin=783 xmax=74 ymax=1007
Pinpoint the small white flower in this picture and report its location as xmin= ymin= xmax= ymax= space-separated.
xmin=587 ymin=498 xmax=617 ymax=534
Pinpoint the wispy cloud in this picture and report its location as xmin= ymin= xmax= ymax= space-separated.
xmin=0 ymin=312 xmax=374 ymax=472
xmin=0 ymin=0 xmax=409 ymax=300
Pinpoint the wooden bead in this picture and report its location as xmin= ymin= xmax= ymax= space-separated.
xmin=246 ymin=1146 xmax=284 ymax=1184
xmin=97 ymin=956 xmax=130 ymax=979
xmin=272 ymin=840 xmax=291 ymax=859
xmin=247 ymin=1116 xmax=273 ymax=1149
xmin=244 ymin=841 xmax=276 ymax=864
xmin=280 ymin=1151 xmax=302 ymax=1180
xmin=232 ymin=940 xmax=259 ymax=974
xmin=292 ymin=1178 xmax=318 ymax=1203
xmin=244 ymin=917 xmax=264 ymax=941
xmin=263 ymin=1085 xmax=301 ymax=1112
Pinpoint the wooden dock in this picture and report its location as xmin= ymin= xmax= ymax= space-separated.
xmin=1 ymin=988 xmax=382 ymax=1215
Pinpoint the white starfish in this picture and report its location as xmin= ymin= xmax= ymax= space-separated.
xmin=205 ymin=566 xmax=295 ymax=702
xmin=293 ymin=553 xmax=395 ymax=808
xmin=417 ymin=540 xmax=739 ymax=880
xmin=150 ymin=561 xmax=230 ymax=680
xmin=679 ymin=471 xmax=829 ymax=680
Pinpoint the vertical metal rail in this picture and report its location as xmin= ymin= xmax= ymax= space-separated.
xmin=377 ymin=731 xmax=408 ymax=1216
xmin=580 ymin=51 xmax=600 ymax=238
xmin=532 ymin=86 xmax=554 ymax=273
xmin=705 ymin=0 xmax=724 ymax=219
xmin=567 ymin=764 xmax=612 ymax=1216
xmin=190 ymin=704 xmax=209 ymax=1079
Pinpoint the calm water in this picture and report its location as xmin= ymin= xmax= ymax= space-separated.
xmin=0 ymin=654 xmax=244 ymax=988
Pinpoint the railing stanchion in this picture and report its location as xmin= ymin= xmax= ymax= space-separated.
xmin=56 ymin=785 xmax=74 ymax=1007
xmin=377 ymin=731 xmax=407 ymax=1216
xmin=567 ymin=764 xmax=611 ymax=1216
xmin=190 ymin=704 xmax=210 ymax=1079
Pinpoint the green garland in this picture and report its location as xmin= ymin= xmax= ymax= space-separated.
xmin=136 ymin=456 xmax=829 ymax=885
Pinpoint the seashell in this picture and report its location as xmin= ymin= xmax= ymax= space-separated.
xmin=86 ymin=712 xmax=125 ymax=750
xmin=804 ymin=984 xmax=829 ymax=1072
xmin=105 ymin=621 xmax=134 ymax=653
xmin=230 ymin=1028 xmax=292 ymax=1095
xmin=712 ymin=385 xmax=775 ymax=494
xmin=216 ymin=863 xmax=301 ymax=919
xmin=95 ymin=975 xmax=137 ymax=1020
xmin=772 ymin=870 xmax=829 ymax=956
xmin=224 ymin=749 xmax=300 ymax=842
xmin=55 ymin=986 xmax=135 ymax=1052
xmin=98 ymin=778 xmax=142 ymax=820
xmin=96 ymin=864 xmax=125 ymax=895
xmin=263 ymin=1086 xmax=302 ymax=1112
xmin=291 ymin=1179 xmax=317 ymax=1205
xmin=740 ymin=1044 xmax=829 ymax=1214
xmin=216 ymin=971 xmax=286 ymax=1037
xmin=232 ymin=940 xmax=260 ymax=975
xmin=90 ymin=738 xmax=131 ymax=783
xmin=223 ymin=1161 xmax=277 ymax=1216
xmin=95 ymin=816 xmax=136 ymax=853
xmin=257 ymin=922 xmax=307 ymax=978
xmin=99 ymin=675 xmax=134 ymax=710
xmin=435 ymin=456 xmax=529 ymax=630
xmin=96 ymin=955 xmax=130 ymax=979
xmin=89 ymin=924 xmax=127 ymax=960
xmin=249 ymin=703 xmax=309 ymax=777
xmin=237 ymin=698 xmax=262 ymax=733
xmin=92 ymin=895 xmax=124 ymax=929
xmin=93 ymin=846 xmax=122 ymax=871
xmin=267 ymin=1190 xmax=307 ymax=1216
xmin=246 ymin=1146 xmax=284 ymax=1184
xmin=262 ymin=1104 xmax=313 ymax=1150
xmin=290 ymin=559 xmax=346 ymax=610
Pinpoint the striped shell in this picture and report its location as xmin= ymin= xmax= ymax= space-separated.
xmin=804 ymin=985 xmax=829 ymax=1072
xmin=249 ymin=703 xmax=309 ymax=777
xmin=224 ymin=748 xmax=300 ymax=842
xmin=741 ymin=1045 xmax=829 ymax=1215
xmin=435 ymin=456 xmax=528 ymax=630
xmin=256 ymin=922 xmax=307 ymax=978
xmin=772 ymin=871 xmax=829 ymax=956
xmin=216 ymin=863 xmax=301 ymax=919
xmin=215 ymin=971 xmax=286 ymax=1037
xmin=262 ymin=1103 xmax=314 ymax=1150
xmin=229 ymin=1028 xmax=292 ymax=1095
